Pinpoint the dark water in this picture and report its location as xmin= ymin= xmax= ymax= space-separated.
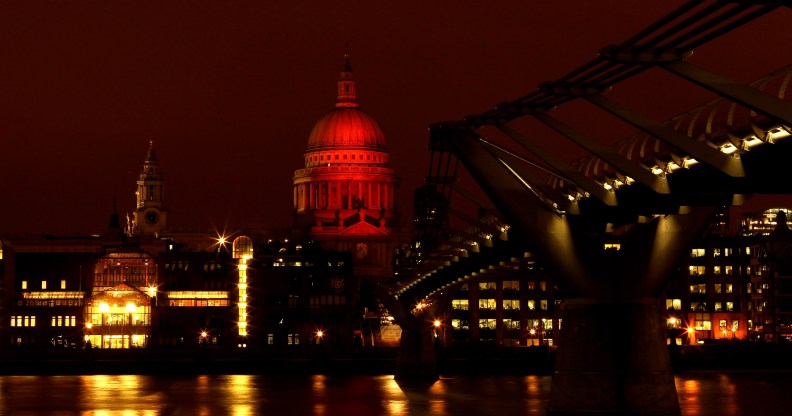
xmin=0 ymin=373 xmax=789 ymax=415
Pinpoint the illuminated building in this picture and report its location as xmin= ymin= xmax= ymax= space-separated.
xmin=292 ymin=51 xmax=409 ymax=284
xmin=749 ymin=210 xmax=792 ymax=342
xmin=446 ymin=265 xmax=562 ymax=347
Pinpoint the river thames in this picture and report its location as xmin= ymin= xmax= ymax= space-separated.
xmin=0 ymin=373 xmax=790 ymax=415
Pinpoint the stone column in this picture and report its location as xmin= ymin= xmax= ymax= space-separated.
xmin=547 ymin=298 xmax=679 ymax=416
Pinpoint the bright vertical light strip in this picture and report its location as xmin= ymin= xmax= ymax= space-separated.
xmin=238 ymin=256 xmax=249 ymax=337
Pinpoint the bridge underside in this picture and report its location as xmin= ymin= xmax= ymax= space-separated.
xmin=390 ymin=2 xmax=792 ymax=414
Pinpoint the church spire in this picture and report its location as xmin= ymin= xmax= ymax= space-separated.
xmin=336 ymin=47 xmax=357 ymax=108
xmin=145 ymin=140 xmax=158 ymax=163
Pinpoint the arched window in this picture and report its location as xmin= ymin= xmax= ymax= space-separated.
xmin=233 ymin=236 xmax=253 ymax=259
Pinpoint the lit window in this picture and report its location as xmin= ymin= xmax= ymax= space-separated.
xmin=452 ymin=299 xmax=468 ymax=310
xmin=714 ymin=284 xmax=722 ymax=294
xmin=691 ymin=248 xmax=705 ymax=257
xmin=666 ymin=298 xmax=682 ymax=310
xmin=726 ymin=302 xmax=734 ymax=311
xmin=714 ymin=302 xmax=722 ymax=312
xmin=694 ymin=320 xmax=711 ymax=331
xmin=61 ymin=280 xmax=66 ymax=290
xmin=478 ymin=299 xmax=496 ymax=310
xmin=451 ymin=319 xmax=469 ymax=330
xmin=41 ymin=281 xmax=47 ymax=290
xmin=478 ymin=318 xmax=497 ymax=330
xmin=713 ymin=266 xmax=722 ymax=275
xmin=502 ymin=299 xmax=520 ymax=310
xmin=21 ymin=281 xmax=27 ymax=290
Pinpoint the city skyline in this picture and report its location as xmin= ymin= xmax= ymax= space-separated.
xmin=2 ymin=1 xmax=791 ymax=235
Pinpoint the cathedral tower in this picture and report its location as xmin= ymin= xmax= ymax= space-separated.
xmin=131 ymin=141 xmax=168 ymax=236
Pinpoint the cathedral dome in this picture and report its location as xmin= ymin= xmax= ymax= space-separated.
xmin=307 ymin=107 xmax=387 ymax=150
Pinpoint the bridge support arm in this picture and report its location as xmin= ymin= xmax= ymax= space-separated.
xmin=661 ymin=60 xmax=792 ymax=126
xmin=586 ymin=94 xmax=745 ymax=177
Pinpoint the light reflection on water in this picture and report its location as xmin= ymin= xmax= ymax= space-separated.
xmin=0 ymin=373 xmax=789 ymax=415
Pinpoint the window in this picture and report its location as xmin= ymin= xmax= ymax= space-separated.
xmin=689 ymin=266 xmax=705 ymax=276
xmin=21 ymin=281 xmax=27 ymax=290
xmin=60 ymin=280 xmax=66 ymax=290
xmin=690 ymin=284 xmax=707 ymax=294
xmin=502 ymin=299 xmax=520 ymax=310
xmin=503 ymin=319 xmax=520 ymax=329
xmin=11 ymin=316 xmax=36 ymax=327
xmin=527 ymin=300 xmax=537 ymax=311
xmin=479 ymin=319 xmax=497 ymax=330
xmin=540 ymin=300 xmax=548 ymax=310
xmin=694 ymin=320 xmax=711 ymax=331
xmin=713 ymin=266 xmax=722 ymax=275
xmin=714 ymin=284 xmax=722 ymax=294
xmin=725 ymin=284 xmax=733 ymax=293
xmin=478 ymin=282 xmax=496 ymax=290
xmin=713 ymin=248 xmax=722 ymax=257
xmin=539 ymin=281 xmax=547 ymax=292
xmin=714 ymin=302 xmax=722 ymax=312
xmin=724 ymin=248 xmax=733 ymax=257
xmin=726 ymin=302 xmax=734 ymax=311
xmin=478 ymin=299 xmax=496 ymax=310
xmin=451 ymin=319 xmax=469 ymax=330
xmin=719 ymin=320 xmax=728 ymax=330
xmin=452 ymin=299 xmax=468 ymax=310
xmin=41 ymin=281 xmax=47 ymax=290
xmin=666 ymin=299 xmax=682 ymax=310
xmin=725 ymin=266 xmax=733 ymax=276
xmin=51 ymin=316 xmax=75 ymax=327
xmin=691 ymin=248 xmax=705 ymax=258
xmin=502 ymin=280 xmax=519 ymax=290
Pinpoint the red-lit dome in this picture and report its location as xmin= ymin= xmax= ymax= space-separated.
xmin=307 ymin=107 xmax=387 ymax=150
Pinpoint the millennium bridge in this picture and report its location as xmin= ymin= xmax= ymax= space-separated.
xmin=379 ymin=1 xmax=792 ymax=415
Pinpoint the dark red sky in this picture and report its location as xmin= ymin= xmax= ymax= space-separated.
xmin=1 ymin=2 xmax=791 ymax=234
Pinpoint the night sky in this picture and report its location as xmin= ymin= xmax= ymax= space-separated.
xmin=2 ymin=2 xmax=791 ymax=235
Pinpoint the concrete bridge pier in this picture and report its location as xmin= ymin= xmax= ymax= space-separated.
xmin=394 ymin=312 xmax=439 ymax=381
xmin=547 ymin=298 xmax=679 ymax=416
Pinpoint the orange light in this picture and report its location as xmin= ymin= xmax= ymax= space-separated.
xmin=433 ymin=320 xmax=441 ymax=328
xmin=85 ymin=323 xmax=93 ymax=329
xmin=529 ymin=328 xmax=536 ymax=335
xmin=687 ymin=327 xmax=695 ymax=334
xmin=317 ymin=330 xmax=324 ymax=338
xmin=201 ymin=331 xmax=208 ymax=338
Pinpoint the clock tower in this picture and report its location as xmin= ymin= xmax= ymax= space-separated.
xmin=131 ymin=141 xmax=168 ymax=236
